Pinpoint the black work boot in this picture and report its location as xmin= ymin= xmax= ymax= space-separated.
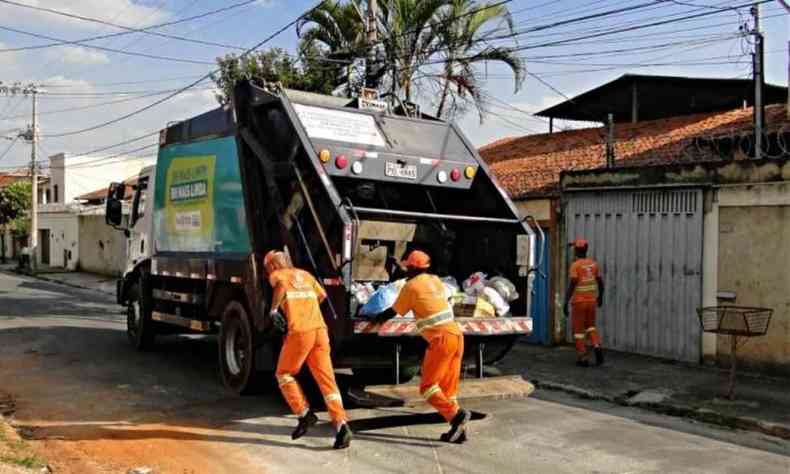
xmin=440 ymin=428 xmax=468 ymax=444
xmin=292 ymin=410 xmax=318 ymax=440
xmin=594 ymin=347 xmax=604 ymax=366
xmin=576 ymin=359 xmax=590 ymax=367
xmin=333 ymin=423 xmax=352 ymax=449
xmin=442 ymin=408 xmax=470 ymax=443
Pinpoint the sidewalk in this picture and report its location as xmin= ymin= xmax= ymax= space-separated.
xmin=2 ymin=265 xmax=116 ymax=297
xmin=501 ymin=344 xmax=790 ymax=440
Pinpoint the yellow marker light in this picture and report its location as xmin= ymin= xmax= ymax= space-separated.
xmin=465 ymin=166 xmax=476 ymax=179
xmin=319 ymin=149 xmax=331 ymax=163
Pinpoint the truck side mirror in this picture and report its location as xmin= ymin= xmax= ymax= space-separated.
xmin=105 ymin=182 xmax=125 ymax=227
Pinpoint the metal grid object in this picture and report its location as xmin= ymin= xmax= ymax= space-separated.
xmin=697 ymin=306 xmax=773 ymax=337
xmin=696 ymin=306 xmax=773 ymax=400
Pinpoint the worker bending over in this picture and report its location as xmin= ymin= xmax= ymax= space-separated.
xmin=375 ymin=250 xmax=470 ymax=444
xmin=564 ymin=239 xmax=605 ymax=367
xmin=264 ymin=250 xmax=352 ymax=449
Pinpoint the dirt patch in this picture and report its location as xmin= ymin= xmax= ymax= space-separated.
xmin=0 ymin=415 xmax=46 ymax=473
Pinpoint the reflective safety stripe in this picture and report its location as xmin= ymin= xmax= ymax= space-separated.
xmin=575 ymin=284 xmax=597 ymax=292
xmin=324 ymin=393 xmax=343 ymax=404
xmin=586 ymin=327 xmax=597 ymax=333
xmin=277 ymin=374 xmax=296 ymax=386
xmin=285 ymin=291 xmax=317 ymax=300
xmin=421 ymin=384 xmax=442 ymax=400
xmin=573 ymin=333 xmax=585 ymax=340
xmin=415 ymin=310 xmax=454 ymax=332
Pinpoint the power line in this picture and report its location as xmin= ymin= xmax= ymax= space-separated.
xmin=0 ymin=0 xmax=258 ymax=53
xmin=0 ymin=135 xmax=18 ymax=161
xmin=0 ymin=25 xmax=216 ymax=65
xmin=41 ymin=1 xmax=329 ymax=139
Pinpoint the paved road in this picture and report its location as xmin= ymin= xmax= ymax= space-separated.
xmin=1 ymin=271 xmax=789 ymax=474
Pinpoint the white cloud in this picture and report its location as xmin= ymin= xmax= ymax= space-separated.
xmin=6 ymin=0 xmax=171 ymax=32
xmin=42 ymin=75 xmax=94 ymax=90
xmin=47 ymin=47 xmax=110 ymax=66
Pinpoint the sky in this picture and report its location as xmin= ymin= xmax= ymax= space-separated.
xmin=0 ymin=0 xmax=787 ymax=173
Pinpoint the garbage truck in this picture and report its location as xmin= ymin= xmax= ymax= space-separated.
xmin=105 ymin=81 xmax=537 ymax=394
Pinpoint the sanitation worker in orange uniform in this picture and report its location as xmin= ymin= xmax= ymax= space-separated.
xmin=374 ymin=250 xmax=470 ymax=444
xmin=563 ymin=239 xmax=605 ymax=367
xmin=263 ymin=250 xmax=352 ymax=449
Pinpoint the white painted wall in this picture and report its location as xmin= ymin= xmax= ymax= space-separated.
xmin=37 ymin=211 xmax=79 ymax=270
xmin=42 ymin=153 xmax=154 ymax=205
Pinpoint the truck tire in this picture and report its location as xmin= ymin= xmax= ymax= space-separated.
xmin=219 ymin=300 xmax=265 ymax=395
xmin=126 ymin=280 xmax=156 ymax=350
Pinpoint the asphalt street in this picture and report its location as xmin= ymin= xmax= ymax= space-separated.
xmin=1 ymin=271 xmax=789 ymax=474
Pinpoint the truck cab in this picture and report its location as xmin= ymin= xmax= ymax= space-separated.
xmin=106 ymin=82 xmax=537 ymax=394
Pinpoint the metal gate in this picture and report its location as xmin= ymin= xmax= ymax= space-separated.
xmin=565 ymin=189 xmax=703 ymax=362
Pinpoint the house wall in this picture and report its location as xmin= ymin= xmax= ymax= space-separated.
xmin=42 ymin=153 xmax=153 ymax=205
xmin=78 ymin=214 xmax=127 ymax=276
xmin=37 ymin=211 xmax=79 ymax=270
xmin=715 ymin=183 xmax=790 ymax=375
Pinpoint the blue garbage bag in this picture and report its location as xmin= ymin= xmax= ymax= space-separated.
xmin=359 ymin=281 xmax=403 ymax=317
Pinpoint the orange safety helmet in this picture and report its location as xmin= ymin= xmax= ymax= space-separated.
xmin=263 ymin=250 xmax=292 ymax=275
xmin=402 ymin=250 xmax=431 ymax=270
xmin=573 ymin=239 xmax=589 ymax=250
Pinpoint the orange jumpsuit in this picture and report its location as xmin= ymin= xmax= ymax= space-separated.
xmin=569 ymin=258 xmax=602 ymax=358
xmin=392 ymin=274 xmax=464 ymax=422
xmin=270 ymin=268 xmax=347 ymax=427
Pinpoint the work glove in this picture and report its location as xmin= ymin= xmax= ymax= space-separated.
xmin=270 ymin=309 xmax=287 ymax=334
xmin=563 ymin=302 xmax=569 ymax=318
xmin=597 ymin=297 xmax=603 ymax=308
xmin=372 ymin=310 xmax=394 ymax=325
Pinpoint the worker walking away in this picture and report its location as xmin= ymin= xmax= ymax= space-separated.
xmin=564 ymin=239 xmax=605 ymax=367
xmin=374 ymin=250 xmax=470 ymax=444
xmin=264 ymin=250 xmax=352 ymax=449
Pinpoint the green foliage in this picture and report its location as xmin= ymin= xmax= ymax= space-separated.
xmin=0 ymin=180 xmax=31 ymax=238
xmin=211 ymin=47 xmax=340 ymax=105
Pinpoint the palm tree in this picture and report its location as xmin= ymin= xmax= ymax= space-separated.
xmin=296 ymin=0 xmax=367 ymax=96
xmin=433 ymin=0 xmax=524 ymax=121
xmin=375 ymin=0 xmax=451 ymax=102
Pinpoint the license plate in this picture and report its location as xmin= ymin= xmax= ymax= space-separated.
xmin=385 ymin=162 xmax=417 ymax=180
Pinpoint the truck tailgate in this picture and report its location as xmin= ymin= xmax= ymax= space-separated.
xmin=353 ymin=317 xmax=532 ymax=337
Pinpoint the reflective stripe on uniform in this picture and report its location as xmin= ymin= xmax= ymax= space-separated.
xmin=324 ymin=393 xmax=343 ymax=404
xmin=421 ymin=384 xmax=442 ymax=400
xmin=575 ymin=284 xmax=597 ymax=292
xmin=586 ymin=327 xmax=597 ymax=333
xmin=277 ymin=374 xmax=296 ymax=386
xmin=285 ymin=290 xmax=317 ymax=300
xmin=573 ymin=333 xmax=585 ymax=340
xmin=415 ymin=310 xmax=454 ymax=332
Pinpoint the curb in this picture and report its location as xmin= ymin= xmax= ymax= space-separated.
xmin=532 ymin=379 xmax=790 ymax=441
xmin=3 ymin=268 xmax=116 ymax=297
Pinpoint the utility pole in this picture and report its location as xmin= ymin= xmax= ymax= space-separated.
xmin=29 ymin=86 xmax=38 ymax=273
xmin=779 ymin=0 xmax=790 ymax=119
xmin=365 ymin=0 xmax=378 ymax=89
xmin=751 ymin=3 xmax=764 ymax=159
xmin=0 ymin=82 xmax=40 ymax=271
xmin=606 ymin=113 xmax=615 ymax=168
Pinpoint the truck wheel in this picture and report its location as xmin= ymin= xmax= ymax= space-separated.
xmin=219 ymin=301 xmax=264 ymax=395
xmin=126 ymin=281 xmax=155 ymax=350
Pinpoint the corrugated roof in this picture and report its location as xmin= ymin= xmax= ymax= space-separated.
xmin=481 ymin=104 xmax=789 ymax=199
xmin=534 ymin=74 xmax=788 ymax=123
xmin=77 ymin=176 xmax=138 ymax=202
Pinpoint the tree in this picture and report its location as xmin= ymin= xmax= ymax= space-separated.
xmin=296 ymin=0 xmax=367 ymax=96
xmin=0 ymin=180 xmax=31 ymax=263
xmin=433 ymin=0 xmax=524 ymax=121
xmin=211 ymin=47 xmax=340 ymax=105
xmin=375 ymin=0 xmax=451 ymax=102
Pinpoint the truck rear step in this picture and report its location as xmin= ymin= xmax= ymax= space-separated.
xmin=152 ymin=311 xmax=211 ymax=332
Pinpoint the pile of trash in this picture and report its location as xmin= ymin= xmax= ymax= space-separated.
xmin=352 ymin=272 xmax=518 ymax=319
